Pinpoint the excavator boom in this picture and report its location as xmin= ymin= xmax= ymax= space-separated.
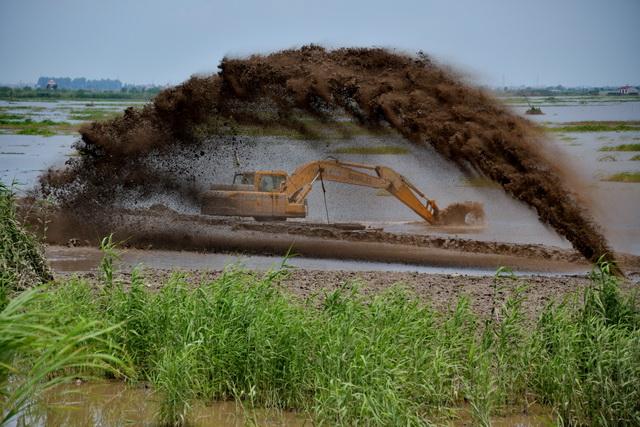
xmin=282 ymin=160 xmax=439 ymax=224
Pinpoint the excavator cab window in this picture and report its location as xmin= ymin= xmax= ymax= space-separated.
xmin=233 ymin=173 xmax=255 ymax=186
xmin=258 ymin=173 xmax=286 ymax=192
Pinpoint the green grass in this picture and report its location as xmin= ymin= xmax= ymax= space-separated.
xmin=602 ymin=172 xmax=640 ymax=183
xmin=0 ymin=290 xmax=124 ymax=425
xmin=598 ymin=155 xmax=617 ymax=162
xmin=333 ymin=145 xmax=409 ymax=155
xmin=0 ymin=184 xmax=51 ymax=299
xmin=15 ymin=128 xmax=56 ymax=137
xmin=9 ymin=258 xmax=636 ymax=426
xmin=68 ymin=108 xmax=122 ymax=121
xmin=631 ymin=155 xmax=640 ymax=161
xmin=546 ymin=121 xmax=640 ymax=133
xmin=0 ymin=118 xmax=78 ymax=136
xmin=599 ymin=143 xmax=640 ymax=152
xmin=0 ymin=113 xmax=24 ymax=121
xmin=1 ymin=186 xmax=123 ymax=424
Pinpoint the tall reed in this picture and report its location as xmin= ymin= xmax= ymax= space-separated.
xmin=26 ymin=259 xmax=639 ymax=426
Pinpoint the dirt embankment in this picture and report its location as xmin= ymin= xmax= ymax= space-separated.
xmin=40 ymin=46 xmax=612 ymax=266
xmin=54 ymin=267 xmax=601 ymax=321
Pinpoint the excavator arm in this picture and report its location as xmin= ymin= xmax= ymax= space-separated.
xmin=281 ymin=159 xmax=440 ymax=224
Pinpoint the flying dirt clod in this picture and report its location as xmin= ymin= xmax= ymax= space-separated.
xmin=40 ymin=46 xmax=613 ymax=266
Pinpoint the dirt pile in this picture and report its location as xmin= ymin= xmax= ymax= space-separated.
xmin=40 ymin=46 xmax=613 ymax=264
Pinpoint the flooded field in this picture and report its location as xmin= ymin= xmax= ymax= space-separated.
xmin=2 ymin=98 xmax=639 ymax=256
xmin=0 ymin=100 xmax=142 ymax=187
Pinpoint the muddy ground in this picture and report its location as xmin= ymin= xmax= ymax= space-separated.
xmin=41 ymin=204 xmax=640 ymax=273
xmin=55 ymin=266 xmax=635 ymax=321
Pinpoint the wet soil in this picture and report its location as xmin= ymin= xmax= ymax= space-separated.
xmin=37 ymin=204 xmax=640 ymax=274
xmin=55 ymin=265 xmax=605 ymax=322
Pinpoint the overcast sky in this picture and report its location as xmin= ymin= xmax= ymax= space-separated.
xmin=1 ymin=0 xmax=638 ymax=87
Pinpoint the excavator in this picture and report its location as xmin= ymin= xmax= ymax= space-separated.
xmin=200 ymin=159 xmax=484 ymax=225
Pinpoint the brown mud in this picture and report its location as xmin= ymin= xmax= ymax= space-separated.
xmin=35 ymin=205 xmax=640 ymax=273
xmin=39 ymin=47 xmax=612 ymax=266
xmin=52 ymin=261 xmax=610 ymax=321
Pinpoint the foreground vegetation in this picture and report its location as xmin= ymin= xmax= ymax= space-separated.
xmin=2 ymin=186 xmax=639 ymax=426
xmin=6 ymin=262 xmax=639 ymax=426
xmin=1 ymin=185 xmax=121 ymax=425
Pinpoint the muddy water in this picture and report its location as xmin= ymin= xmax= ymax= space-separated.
xmin=46 ymin=245 xmax=589 ymax=277
xmin=16 ymin=381 xmax=308 ymax=427
xmin=0 ymin=134 xmax=75 ymax=188
xmin=549 ymin=131 xmax=640 ymax=255
xmin=510 ymin=100 xmax=640 ymax=122
xmin=3 ymin=100 xmax=639 ymax=255
xmin=16 ymin=381 xmax=553 ymax=427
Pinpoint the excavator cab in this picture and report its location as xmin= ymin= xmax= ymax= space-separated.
xmin=232 ymin=171 xmax=287 ymax=192
xmin=202 ymin=170 xmax=305 ymax=220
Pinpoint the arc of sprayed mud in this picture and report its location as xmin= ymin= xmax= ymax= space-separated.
xmin=219 ymin=48 xmax=614 ymax=268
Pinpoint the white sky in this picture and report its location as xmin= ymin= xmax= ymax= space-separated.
xmin=1 ymin=0 xmax=638 ymax=87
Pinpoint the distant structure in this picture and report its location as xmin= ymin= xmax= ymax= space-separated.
xmin=46 ymin=79 xmax=57 ymax=89
xmin=36 ymin=76 xmax=123 ymax=91
xmin=618 ymin=85 xmax=639 ymax=95
xmin=598 ymin=85 xmax=639 ymax=96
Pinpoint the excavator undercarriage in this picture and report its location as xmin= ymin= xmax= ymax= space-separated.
xmin=201 ymin=159 xmax=484 ymax=226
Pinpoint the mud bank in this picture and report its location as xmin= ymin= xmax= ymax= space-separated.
xmin=38 ymin=205 xmax=640 ymax=273
xmin=53 ymin=263 xmax=605 ymax=320
xmin=41 ymin=47 xmax=612 ymax=265
xmin=37 ymin=204 xmax=608 ymax=272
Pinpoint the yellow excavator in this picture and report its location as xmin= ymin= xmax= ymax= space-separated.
xmin=201 ymin=159 xmax=483 ymax=225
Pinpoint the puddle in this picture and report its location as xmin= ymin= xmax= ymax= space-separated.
xmin=12 ymin=380 xmax=555 ymax=427
xmin=46 ymin=245 xmax=589 ymax=277
xmin=13 ymin=381 xmax=308 ymax=427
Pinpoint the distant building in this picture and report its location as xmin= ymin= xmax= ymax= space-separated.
xmin=619 ymin=85 xmax=639 ymax=95
xmin=46 ymin=79 xmax=57 ymax=89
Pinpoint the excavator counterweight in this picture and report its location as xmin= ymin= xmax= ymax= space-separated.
xmin=201 ymin=159 xmax=483 ymax=225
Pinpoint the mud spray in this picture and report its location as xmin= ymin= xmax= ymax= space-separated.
xmin=40 ymin=46 xmax=613 ymax=265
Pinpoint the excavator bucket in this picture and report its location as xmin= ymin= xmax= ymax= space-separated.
xmin=436 ymin=201 xmax=485 ymax=226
